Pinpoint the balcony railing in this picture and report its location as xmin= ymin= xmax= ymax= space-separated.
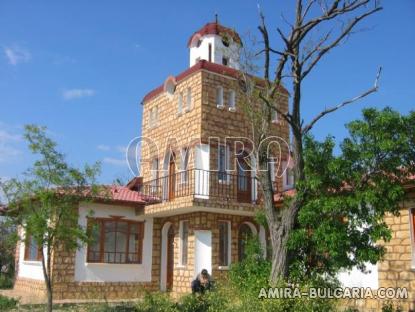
xmin=140 ymin=169 xmax=258 ymax=205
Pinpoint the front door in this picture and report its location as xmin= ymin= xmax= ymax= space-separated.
xmin=194 ymin=230 xmax=212 ymax=278
xmin=166 ymin=226 xmax=175 ymax=291
xmin=237 ymin=153 xmax=251 ymax=203
xmin=168 ymin=154 xmax=176 ymax=200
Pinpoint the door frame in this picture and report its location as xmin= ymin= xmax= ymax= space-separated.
xmin=168 ymin=153 xmax=176 ymax=200
xmin=160 ymin=222 xmax=174 ymax=291
xmin=236 ymin=152 xmax=251 ymax=203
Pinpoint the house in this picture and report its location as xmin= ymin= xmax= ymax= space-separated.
xmin=12 ymin=20 xmax=292 ymax=301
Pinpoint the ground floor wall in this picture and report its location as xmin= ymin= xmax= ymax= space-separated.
xmin=340 ymin=192 xmax=415 ymax=311
xmin=12 ymin=203 xmax=263 ymax=301
xmin=157 ymin=211 xmax=264 ymax=295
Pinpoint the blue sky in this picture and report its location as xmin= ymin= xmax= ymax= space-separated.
xmin=0 ymin=1 xmax=414 ymax=185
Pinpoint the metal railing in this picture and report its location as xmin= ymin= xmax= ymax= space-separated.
xmin=140 ymin=169 xmax=258 ymax=205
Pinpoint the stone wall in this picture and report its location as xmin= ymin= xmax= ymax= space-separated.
xmin=158 ymin=211 xmax=260 ymax=295
xmin=342 ymin=189 xmax=415 ymax=311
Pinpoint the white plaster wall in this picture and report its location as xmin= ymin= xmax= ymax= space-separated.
xmin=18 ymin=229 xmax=45 ymax=280
xmin=194 ymin=230 xmax=212 ymax=278
xmin=189 ymin=34 xmax=240 ymax=69
xmin=195 ymin=144 xmax=210 ymax=198
xmin=74 ymin=203 xmax=153 ymax=282
xmin=190 ymin=35 xmax=216 ymax=67
xmin=337 ymin=263 xmax=379 ymax=289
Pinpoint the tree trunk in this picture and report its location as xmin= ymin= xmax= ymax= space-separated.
xmin=41 ymin=247 xmax=53 ymax=312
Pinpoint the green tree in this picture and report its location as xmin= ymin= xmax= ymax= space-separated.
xmin=288 ymin=108 xmax=415 ymax=278
xmin=237 ymin=0 xmax=385 ymax=281
xmin=0 ymin=216 xmax=17 ymax=289
xmin=0 ymin=125 xmax=101 ymax=312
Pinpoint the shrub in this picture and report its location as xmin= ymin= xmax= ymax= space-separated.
xmin=0 ymin=294 xmax=18 ymax=311
xmin=0 ymin=274 xmax=13 ymax=289
xmin=135 ymin=292 xmax=178 ymax=312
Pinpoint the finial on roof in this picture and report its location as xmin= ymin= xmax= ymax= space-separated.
xmin=215 ymin=13 xmax=218 ymax=24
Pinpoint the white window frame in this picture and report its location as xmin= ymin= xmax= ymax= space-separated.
xmin=271 ymin=108 xmax=278 ymax=123
xmin=218 ymin=220 xmax=232 ymax=269
xmin=228 ymin=90 xmax=236 ymax=111
xmin=149 ymin=106 xmax=159 ymax=128
xmin=179 ymin=220 xmax=189 ymax=267
xmin=218 ymin=144 xmax=230 ymax=184
xmin=177 ymin=92 xmax=183 ymax=115
xmin=269 ymin=160 xmax=276 ymax=191
xmin=186 ymin=87 xmax=192 ymax=112
xmin=180 ymin=147 xmax=190 ymax=184
xmin=216 ymin=86 xmax=224 ymax=109
xmin=282 ymin=160 xmax=294 ymax=190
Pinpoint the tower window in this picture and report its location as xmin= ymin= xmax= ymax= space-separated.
xmin=178 ymin=93 xmax=183 ymax=114
xmin=186 ymin=88 xmax=192 ymax=111
xmin=222 ymin=37 xmax=230 ymax=47
xmin=228 ymin=90 xmax=236 ymax=111
xmin=271 ymin=109 xmax=278 ymax=123
xmin=216 ymin=86 xmax=224 ymax=108
xmin=149 ymin=106 xmax=159 ymax=128
xmin=222 ymin=57 xmax=229 ymax=66
xmin=208 ymin=43 xmax=212 ymax=62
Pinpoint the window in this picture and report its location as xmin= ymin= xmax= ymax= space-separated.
xmin=149 ymin=106 xmax=159 ymax=128
xmin=228 ymin=90 xmax=236 ymax=111
xmin=180 ymin=220 xmax=189 ymax=265
xmin=269 ymin=160 xmax=276 ymax=191
xmin=178 ymin=93 xmax=183 ymax=114
xmin=218 ymin=221 xmax=231 ymax=267
xmin=216 ymin=86 xmax=224 ymax=108
xmin=150 ymin=158 xmax=159 ymax=195
xmin=24 ymin=234 xmax=42 ymax=261
xmin=208 ymin=43 xmax=212 ymax=62
xmin=186 ymin=88 xmax=192 ymax=112
xmin=87 ymin=218 xmax=144 ymax=264
xmin=218 ymin=145 xmax=230 ymax=183
xmin=282 ymin=161 xmax=294 ymax=190
xmin=222 ymin=57 xmax=229 ymax=66
xmin=180 ymin=148 xmax=190 ymax=183
xmin=238 ymin=223 xmax=253 ymax=261
xmin=271 ymin=109 xmax=278 ymax=123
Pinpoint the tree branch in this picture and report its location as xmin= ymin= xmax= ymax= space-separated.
xmin=302 ymin=67 xmax=382 ymax=134
xmin=301 ymin=5 xmax=382 ymax=79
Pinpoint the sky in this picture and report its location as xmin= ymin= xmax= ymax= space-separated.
xmin=0 ymin=1 xmax=414 ymax=186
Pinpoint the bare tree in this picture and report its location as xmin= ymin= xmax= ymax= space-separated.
xmin=240 ymin=0 xmax=382 ymax=283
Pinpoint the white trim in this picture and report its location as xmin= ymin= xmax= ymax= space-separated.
xmin=160 ymin=222 xmax=173 ymax=291
xmin=179 ymin=220 xmax=189 ymax=266
xmin=409 ymin=208 xmax=415 ymax=269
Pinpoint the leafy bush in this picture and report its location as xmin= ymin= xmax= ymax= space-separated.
xmin=135 ymin=292 xmax=178 ymax=312
xmin=0 ymin=294 xmax=18 ymax=311
xmin=381 ymin=302 xmax=402 ymax=312
xmin=0 ymin=274 xmax=14 ymax=289
xmin=227 ymin=237 xmax=338 ymax=312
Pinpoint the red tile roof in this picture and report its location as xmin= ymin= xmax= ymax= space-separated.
xmin=187 ymin=22 xmax=242 ymax=47
xmin=107 ymin=186 xmax=147 ymax=204
xmin=142 ymin=60 xmax=289 ymax=104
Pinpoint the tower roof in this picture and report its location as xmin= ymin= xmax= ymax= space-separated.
xmin=187 ymin=22 xmax=242 ymax=47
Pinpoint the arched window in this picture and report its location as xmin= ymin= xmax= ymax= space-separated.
xmin=238 ymin=223 xmax=254 ymax=261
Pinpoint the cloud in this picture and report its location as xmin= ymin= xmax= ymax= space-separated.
xmin=62 ymin=89 xmax=95 ymax=100
xmin=103 ymin=157 xmax=126 ymax=167
xmin=4 ymin=46 xmax=31 ymax=65
xmin=0 ymin=128 xmax=22 ymax=162
xmin=97 ymin=144 xmax=110 ymax=151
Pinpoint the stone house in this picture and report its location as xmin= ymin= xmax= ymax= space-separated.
xmin=11 ymin=20 xmax=415 ymax=311
xmin=12 ymin=21 xmax=293 ymax=301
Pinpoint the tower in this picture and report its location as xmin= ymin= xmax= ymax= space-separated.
xmin=188 ymin=19 xmax=242 ymax=69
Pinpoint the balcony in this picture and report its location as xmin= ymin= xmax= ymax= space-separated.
xmin=140 ymin=169 xmax=258 ymax=205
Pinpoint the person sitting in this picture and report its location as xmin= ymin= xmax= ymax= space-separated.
xmin=191 ymin=269 xmax=213 ymax=294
